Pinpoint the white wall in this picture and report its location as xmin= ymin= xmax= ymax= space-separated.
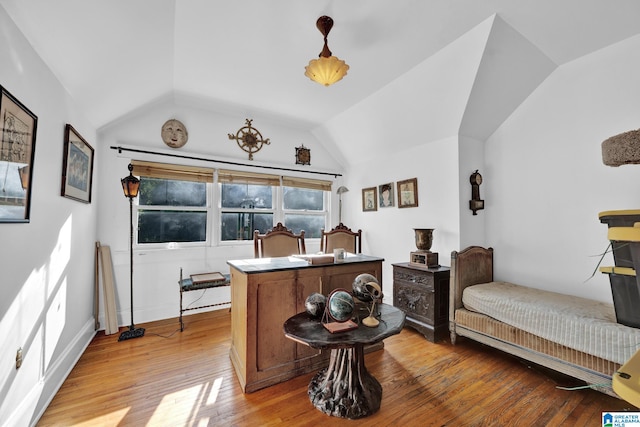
xmin=338 ymin=137 xmax=460 ymax=295
xmin=96 ymin=98 xmax=346 ymax=327
xmin=485 ymin=34 xmax=640 ymax=302
xmin=0 ymin=6 xmax=98 ymax=425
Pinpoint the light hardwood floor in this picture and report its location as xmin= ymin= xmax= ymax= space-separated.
xmin=38 ymin=309 xmax=636 ymax=426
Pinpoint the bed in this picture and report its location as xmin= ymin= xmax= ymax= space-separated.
xmin=448 ymin=245 xmax=640 ymax=397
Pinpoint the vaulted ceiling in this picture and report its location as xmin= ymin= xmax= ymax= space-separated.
xmin=1 ymin=0 xmax=639 ymax=133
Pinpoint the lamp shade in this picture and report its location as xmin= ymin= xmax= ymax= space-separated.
xmin=121 ymin=164 xmax=140 ymax=198
xmin=18 ymin=165 xmax=29 ymax=190
xmin=336 ymin=185 xmax=349 ymax=195
xmin=602 ymin=129 xmax=640 ymax=167
xmin=305 ymin=56 xmax=349 ymax=86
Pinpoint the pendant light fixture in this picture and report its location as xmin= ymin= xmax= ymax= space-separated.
xmin=305 ymin=16 xmax=349 ymax=86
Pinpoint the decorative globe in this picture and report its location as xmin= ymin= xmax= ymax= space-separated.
xmin=305 ymin=292 xmax=326 ymax=318
xmin=352 ymin=273 xmax=380 ymax=302
xmin=327 ymin=289 xmax=355 ymax=322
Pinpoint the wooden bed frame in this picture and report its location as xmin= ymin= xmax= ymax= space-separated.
xmin=448 ymin=245 xmax=620 ymax=397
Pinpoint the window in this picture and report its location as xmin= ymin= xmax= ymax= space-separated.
xmin=282 ymin=186 xmax=325 ymax=238
xmin=132 ymin=161 xmax=213 ymax=245
xmin=218 ymin=170 xmax=331 ymax=241
xmin=138 ymin=177 xmax=208 ymax=243
xmin=220 ymin=183 xmax=274 ymax=241
xmin=132 ymin=161 xmax=332 ymax=245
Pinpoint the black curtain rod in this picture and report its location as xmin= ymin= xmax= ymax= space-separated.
xmin=110 ymin=145 xmax=342 ymax=178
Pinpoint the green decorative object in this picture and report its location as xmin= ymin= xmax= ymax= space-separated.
xmin=327 ymin=289 xmax=355 ymax=322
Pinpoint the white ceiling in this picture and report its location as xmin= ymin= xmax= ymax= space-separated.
xmin=1 ymin=0 xmax=639 ymax=131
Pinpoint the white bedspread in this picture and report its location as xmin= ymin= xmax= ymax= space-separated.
xmin=462 ymin=281 xmax=640 ymax=365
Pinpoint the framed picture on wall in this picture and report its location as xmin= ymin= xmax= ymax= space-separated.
xmin=0 ymin=86 xmax=38 ymax=223
xmin=397 ymin=178 xmax=418 ymax=208
xmin=61 ymin=124 xmax=94 ymax=203
xmin=362 ymin=187 xmax=377 ymax=212
xmin=378 ymin=182 xmax=394 ymax=208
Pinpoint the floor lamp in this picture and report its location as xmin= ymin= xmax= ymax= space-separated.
xmin=119 ymin=164 xmax=145 ymax=341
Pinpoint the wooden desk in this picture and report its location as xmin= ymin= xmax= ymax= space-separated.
xmin=227 ymin=254 xmax=384 ymax=393
xmin=284 ymin=303 xmax=405 ymax=419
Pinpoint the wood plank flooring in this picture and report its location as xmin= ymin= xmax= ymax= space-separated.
xmin=38 ymin=309 xmax=637 ymax=426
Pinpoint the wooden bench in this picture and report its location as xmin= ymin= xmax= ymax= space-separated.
xmin=178 ymin=269 xmax=230 ymax=331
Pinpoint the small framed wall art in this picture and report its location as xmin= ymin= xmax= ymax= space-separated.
xmin=362 ymin=187 xmax=377 ymax=212
xmin=295 ymin=145 xmax=311 ymax=165
xmin=397 ymin=177 xmax=418 ymax=208
xmin=378 ymin=182 xmax=394 ymax=208
xmin=61 ymin=124 xmax=94 ymax=203
xmin=0 ymin=86 xmax=38 ymax=223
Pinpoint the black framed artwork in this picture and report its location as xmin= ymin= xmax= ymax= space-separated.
xmin=0 ymin=86 xmax=38 ymax=223
xmin=61 ymin=124 xmax=94 ymax=203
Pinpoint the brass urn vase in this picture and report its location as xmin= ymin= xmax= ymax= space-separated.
xmin=414 ymin=228 xmax=434 ymax=252
xmin=411 ymin=228 xmax=439 ymax=267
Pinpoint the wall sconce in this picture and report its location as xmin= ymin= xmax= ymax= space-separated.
xmin=119 ymin=163 xmax=145 ymax=341
xmin=469 ymin=170 xmax=484 ymax=215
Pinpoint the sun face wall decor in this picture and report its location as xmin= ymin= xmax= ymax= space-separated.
xmin=228 ymin=118 xmax=271 ymax=160
xmin=161 ymin=119 xmax=188 ymax=148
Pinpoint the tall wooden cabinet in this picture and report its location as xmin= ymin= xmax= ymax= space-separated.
xmin=392 ymin=263 xmax=450 ymax=342
xmin=228 ymin=255 xmax=384 ymax=393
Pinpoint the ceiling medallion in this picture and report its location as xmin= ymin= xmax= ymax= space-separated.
xmin=228 ymin=118 xmax=271 ymax=160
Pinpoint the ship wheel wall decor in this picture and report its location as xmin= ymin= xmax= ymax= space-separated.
xmin=228 ymin=118 xmax=271 ymax=160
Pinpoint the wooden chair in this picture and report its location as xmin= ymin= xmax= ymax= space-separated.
xmin=254 ymin=222 xmax=306 ymax=258
xmin=320 ymin=223 xmax=362 ymax=254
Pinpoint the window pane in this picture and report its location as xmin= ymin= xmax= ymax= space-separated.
xmin=285 ymin=214 xmax=324 ymax=238
xmin=283 ymin=187 xmax=323 ymax=211
xmin=139 ymin=178 xmax=206 ymax=207
xmin=221 ymin=212 xmax=273 ymax=241
xmin=221 ymin=183 xmax=272 ymax=209
xmin=138 ymin=210 xmax=207 ymax=243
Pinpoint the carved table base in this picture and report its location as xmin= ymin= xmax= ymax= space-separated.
xmin=307 ymin=343 xmax=382 ymax=419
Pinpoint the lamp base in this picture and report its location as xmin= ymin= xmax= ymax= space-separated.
xmin=362 ymin=315 xmax=379 ymax=328
xmin=118 ymin=326 xmax=145 ymax=341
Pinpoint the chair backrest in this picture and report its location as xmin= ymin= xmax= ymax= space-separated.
xmin=254 ymin=222 xmax=306 ymax=258
xmin=320 ymin=223 xmax=362 ymax=254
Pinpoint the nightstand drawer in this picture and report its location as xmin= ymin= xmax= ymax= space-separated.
xmin=393 ymin=267 xmax=434 ymax=289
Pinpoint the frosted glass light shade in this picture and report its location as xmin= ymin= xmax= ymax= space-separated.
xmin=305 ymin=56 xmax=349 ymax=86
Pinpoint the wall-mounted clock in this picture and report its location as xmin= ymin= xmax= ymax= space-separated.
xmin=469 ymin=170 xmax=484 ymax=215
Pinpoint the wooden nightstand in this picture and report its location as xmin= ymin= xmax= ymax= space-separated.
xmin=392 ymin=263 xmax=450 ymax=342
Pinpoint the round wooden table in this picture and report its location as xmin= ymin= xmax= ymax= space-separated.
xmin=283 ymin=303 xmax=405 ymax=419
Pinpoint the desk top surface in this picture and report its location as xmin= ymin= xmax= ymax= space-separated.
xmin=283 ymin=303 xmax=405 ymax=349
xmin=227 ymin=253 xmax=384 ymax=274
